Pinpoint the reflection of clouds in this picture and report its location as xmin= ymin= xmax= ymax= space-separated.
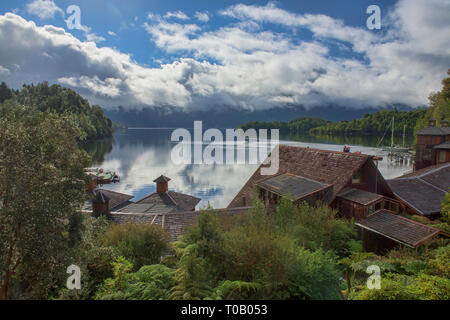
xmin=99 ymin=131 xmax=413 ymax=209
xmin=100 ymin=141 xmax=258 ymax=208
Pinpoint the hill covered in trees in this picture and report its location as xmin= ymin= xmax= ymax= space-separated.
xmin=414 ymin=70 xmax=450 ymax=134
xmin=0 ymin=81 xmax=113 ymax=141
xmin=239 ymin=117 xmax=331 ymax=134
xmin=309 ymin=109 xmax=427 ymax=136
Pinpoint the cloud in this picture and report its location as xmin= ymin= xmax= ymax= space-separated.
xmin=0 ymin=65 xmax=10 ymax=76
xmin=194 ymin=11 xmax=209 ymax=22
xmin=25 ymin=0 xmax=64 ymax=20
xmin=1 ymin=1 xmax=449 ymax=112
xmin=164 ymin=11 xmax=189 ymax=20
xmin=108 ymin=30 xmax=117 ymax=37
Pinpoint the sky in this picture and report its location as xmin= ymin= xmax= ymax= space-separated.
xmin=0 ymin=0 xmax=449 ymax=112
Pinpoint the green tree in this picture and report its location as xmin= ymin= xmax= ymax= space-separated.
xmin=0 ymin=101 xmax=90 ymax=299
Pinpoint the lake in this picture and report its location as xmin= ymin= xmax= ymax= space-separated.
xmin=86 ymin=128 xmax=414 ymax=209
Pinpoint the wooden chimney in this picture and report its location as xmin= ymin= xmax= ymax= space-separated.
xmin=92 ymin=190 xmax=111 ymax=217
xmin=154 ymin=175 xmax=171 ymax=194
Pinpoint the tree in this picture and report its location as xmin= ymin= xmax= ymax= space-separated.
xmin=0 ymin=101 xmax=90 ymax=299
xmin=0 ymin=82 xmax=13 ymax=104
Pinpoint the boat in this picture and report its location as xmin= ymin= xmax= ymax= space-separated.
xmin=84 ymin=168 xmax=120 ymax=188
xmin=379 ymin=116 xmax=412 ymax=153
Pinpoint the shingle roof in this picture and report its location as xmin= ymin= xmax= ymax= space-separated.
xmin=93 ymin=190 xmax=111 ymax=204
xmin=355 ymin=210 xmax=441 ymax=248
xmin=93 ymin=189 xmax=134 ymax=211
xmin=256 ymin=173 xmax=333 ymax=201
xmin=153 ymin=175 xmax=171 ymax=183
xmin=228 ymin=145 xmax=370 ymax=208
xmin=388 ymin=163 xmax=450 ymax=215
xmin=416 ymin=126 xmax=450 ymax=136
xmin=337 ymin=187 xmax=384 ymax=205
xmin=434 ymin=142 xmax=450 ymax=150
xmin=117 ymin=190 xmax=201 ymax=214
xmin=107 ymin=207 xmax=251 ymax=241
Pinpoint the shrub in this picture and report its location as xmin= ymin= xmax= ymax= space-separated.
xmin=102 ymin=223 xmax=170 ymax=271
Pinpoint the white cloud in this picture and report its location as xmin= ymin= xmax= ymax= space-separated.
xmin=194 ymin=11 xmax=209 ymax=22
xmin=108 ymin=30 xmax=117 ymax=37
xmin=25 ymin=0 xmax=63 ymax=20
xmin=1 ymin=1 xmax=449 ymax=112
xmin=164 ymin=11 xmax=189 ymax=20
xmin=0 ymin=65 xmax=10 ymax=76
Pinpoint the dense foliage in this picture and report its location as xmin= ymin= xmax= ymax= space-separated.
xmin=414 ymin=69 xmax=450 ymax=135
xmin=0 ymin=81 xmax=113 ymax=141
xmin=348 ymin=242 xmax=450 ymax=300
xmin=102 ymin=223 xmax=171 ymax=271
xmin=0 ymin=101 xmax=90 ymax=299
xmin=310 ymin=109 xmax=427 ymax=137
xmin=239 ymin=117 xmax=330 ymax=134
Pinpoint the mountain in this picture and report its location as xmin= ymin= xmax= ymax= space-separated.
xmin=105 ymin=104 xmax=418 ymax=129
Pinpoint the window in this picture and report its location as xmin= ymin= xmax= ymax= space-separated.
xmin=438 ymin=151 xmax=446 ymax=163
xmin=352 ymin=171 xmax=361 ymax=184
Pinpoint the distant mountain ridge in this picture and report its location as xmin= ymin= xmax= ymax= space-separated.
xmin=105 ymin=104 xmax=419 ymax=129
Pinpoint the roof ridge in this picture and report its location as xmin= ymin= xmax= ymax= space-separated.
xmin=280 ymin=144 xmax=370 ymax=158
xmin=395 ymin=162 xmax=450 ymax=180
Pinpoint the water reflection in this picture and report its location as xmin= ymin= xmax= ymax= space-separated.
xmin=89 ymin=129 xmax=413 ymax=209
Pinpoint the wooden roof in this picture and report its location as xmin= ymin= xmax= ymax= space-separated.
xmin=388 ymin=163 xmax=450 ymax=216
xmin=356 ymin=210 xmax=441 ymax=248
xmin=228 ymin=145 xmax=370 ymax=208
xmin=117 ymin=190 xmax=201 ymax=214
xmin=434 ymin=142 xmax=450 ymax=150
xmin=93 ymin=189 xmax=134 ymax=211
xmin=153 ymin=175 xmax=171 ymax=183
xmin=337 ymin=187 xmax=384 ymax=206
xmin=416 ymin=126 xmax=450 ymax=136
xmin=107 ymin=207 xmax=251 ymax=242
xmin=256 ymin=173 xmax=333 ymax=202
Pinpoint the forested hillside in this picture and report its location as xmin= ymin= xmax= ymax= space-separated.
xmin=239 ymin=117 xmax=331 ymax=134
xmin=309 ymin=109 xmax=426 ymax=136
xmin=0 ymin=81 xmax=113 ymax=141
xmin=414 ymin=70 xmax=450 ymax=134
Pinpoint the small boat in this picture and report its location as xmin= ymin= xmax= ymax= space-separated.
xmin=379 ymin=116 xmax=412 ymax=153
xmin=84 ymin=168 xmax=120 ymax=186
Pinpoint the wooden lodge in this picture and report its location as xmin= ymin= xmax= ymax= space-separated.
xmin=387 ymin=162 xmax=450 ymax=218
xmin=356 ymin=210 xmax=443 ymax=254
xmin=415 ymin=119 xmax=450 ymax=170
xmin=228 ymin=145 xmax=398 ymax=221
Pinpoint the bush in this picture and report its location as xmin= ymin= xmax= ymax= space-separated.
xmin=102 ymin=223 xmax=170 ymax=271
xmin=95 ymin=257 xmax=176 ymax=300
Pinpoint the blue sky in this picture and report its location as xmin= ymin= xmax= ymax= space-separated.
xmin=0 ymin=1 xmax=449 ymax=111
xmin=0 ymin=0 xmax=397 ymax=66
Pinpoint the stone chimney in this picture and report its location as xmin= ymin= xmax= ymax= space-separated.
xmin=441 ymin=119 xmax=449 ymax=127
xmin=92 ymin=190 xmax=110 ymax=217
xmin=154 ymin=175 xmax=171 ymax=194
xmin=428 ymin=118 xmax=437 ymax=127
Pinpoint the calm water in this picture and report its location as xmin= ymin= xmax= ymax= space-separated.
xmin=86 ymin=128 xmax=414 ymax=209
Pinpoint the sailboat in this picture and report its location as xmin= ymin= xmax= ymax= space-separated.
xmin=380 ymin=116 xmax=412 ymax=153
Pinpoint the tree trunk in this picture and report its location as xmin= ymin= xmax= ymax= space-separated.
xmin=0 ymin=273 xmax=11 ymax=300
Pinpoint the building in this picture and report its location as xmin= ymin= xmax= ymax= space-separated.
xmin=228 ymin=145 xmax=398 ymax=220
xmin=84 ymin=188 xmax=134 ymax=215
xmin=107 ymin=207 xmax=251 ymax=242
xmin=415 ymin=119 xmax=450 ymax=170
xmin=355 ymin=210 xmax=444 ymax=253
xmin=387 ymin=162 xmax=450 ymax=218
xmin=114 ymin=175 xmax=201 ymax=214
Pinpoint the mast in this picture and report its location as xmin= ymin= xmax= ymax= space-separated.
xmin=391 ymin=116 xmax=394 ymax=147
xmin=403 ymin=125 xmax=406 ymax=147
